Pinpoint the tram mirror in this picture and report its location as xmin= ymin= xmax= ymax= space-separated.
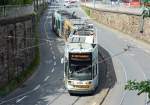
xmin=61 ymin=58 xmax=64 ymax=64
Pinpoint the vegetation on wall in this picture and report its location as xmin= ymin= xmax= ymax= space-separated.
xmin=82 ymin=6 xmax=91 ymax=16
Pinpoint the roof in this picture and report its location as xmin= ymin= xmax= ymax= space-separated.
xmin=68 ymin=35 xmax=94 ymax=43
xmin=56 ymin=10 xmax=79 ymax=20
xmin=66 ymin=43 xmax=96 ymax=53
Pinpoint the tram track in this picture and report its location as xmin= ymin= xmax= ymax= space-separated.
xmin=71 ymin=96 xmax=81 ymax=105
xmin=47 ymin=91 xmax=66 ymax=105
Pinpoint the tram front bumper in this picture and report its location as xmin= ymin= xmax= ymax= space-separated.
xmin=68 ymin=89 xmax=95 ymax=94
xmin=67 ymin=85 xmax=95 ymax=94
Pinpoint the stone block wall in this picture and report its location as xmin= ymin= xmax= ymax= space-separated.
xmin=0 ymin=15 xmax=35 ymax=87
xmin=85 ymin=6 xmax=150 ymax=43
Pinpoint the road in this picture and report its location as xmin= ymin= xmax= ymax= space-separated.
xmin=0 ymin=2 xmax=107 ymax=105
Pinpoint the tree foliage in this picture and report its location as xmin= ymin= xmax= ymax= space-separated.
xmin=0 ymin=0 xmax=33 ymax=5
xmin=125 ymin=80 xmax=150 ymax=99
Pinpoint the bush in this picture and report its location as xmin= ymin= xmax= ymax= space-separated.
xmin=82 ymin=6 xmax=91 ymax=16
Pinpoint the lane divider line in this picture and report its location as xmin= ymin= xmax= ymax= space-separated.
xmin=16 ymin=96 xmax=27 ymax=103
xmin=51 ymin=68 xmax=55 ymax=73
xmin=33 ymin=84 xmax=41 ymax=91
xmin=144 ymin=49 xmax=150 ymax=54
xmin=44 ymin=76 xmax=50 ymax=82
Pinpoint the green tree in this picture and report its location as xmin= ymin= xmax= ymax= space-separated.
xmin=125 ymin=80 xmax=150 ymax=99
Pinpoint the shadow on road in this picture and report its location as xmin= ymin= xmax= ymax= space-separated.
xmin=95 ymin=44 xmax=117 ymax=95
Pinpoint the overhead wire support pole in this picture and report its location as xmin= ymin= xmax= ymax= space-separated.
xmin=93 ymin=0 xmax=95 ymax=8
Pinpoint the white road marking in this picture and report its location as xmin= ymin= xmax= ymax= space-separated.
xmin=33 ymin=84 xmax=40 ymax=91
xmin=53 ymin=56 xmax=56 ymax=60
xmin=144 ymin=49 xmax=150 ymax=54
xmin=51 ymin=68 xmax=55 ymax=72
xmin=54 ymin=61 xmax=56 ymax=66
xmin=16 ymin=96 xmax=27 ymax=103
xmin=44 ymin=76 xmax=50 ymax=82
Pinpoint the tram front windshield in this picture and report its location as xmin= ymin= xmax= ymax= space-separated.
xmin=68 ymin=53 xmax=92 ymax=80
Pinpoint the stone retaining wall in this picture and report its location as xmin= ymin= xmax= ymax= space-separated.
xmin=0 ymin=14 xmax=35 ymax=87
xmin=83 ymin=6 xmax=150 ymax=43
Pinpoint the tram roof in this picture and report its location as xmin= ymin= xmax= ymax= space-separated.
xmin=66 ymin=43 xmax=96 ymax=53
xmin=68 ymin=35 xmax=95 ymax=43
xmin=56 ymin=10 xmax=79 ymax=19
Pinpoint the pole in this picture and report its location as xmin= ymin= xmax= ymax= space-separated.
xmin=93 ymin=0 xmax=95 ymax=8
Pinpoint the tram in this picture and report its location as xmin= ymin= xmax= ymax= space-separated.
xmin=63 ymin=41 xmax=99 ymax=94
xmin=62 ymin=28 xmax=99 ymax=94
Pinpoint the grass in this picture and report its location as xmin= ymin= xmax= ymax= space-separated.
xmin=81 ymin=6 xmax=91 ymax=16
xmin=0 ymin=15 xmax=40 ymax=96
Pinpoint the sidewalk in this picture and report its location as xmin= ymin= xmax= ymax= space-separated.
xmin=81 ymin=1 xmax=143 ymax=15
